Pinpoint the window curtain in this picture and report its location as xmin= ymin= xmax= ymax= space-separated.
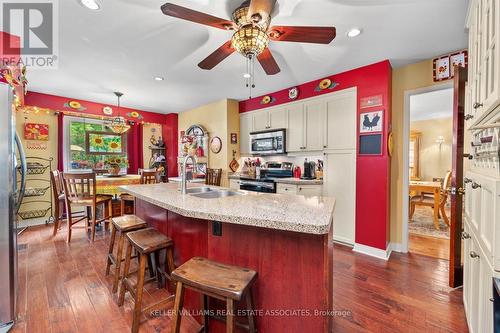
xmin=127 ymin=123 xmax=143 ymax=174
xmin=57 ymin=112 xmax=64 ymax=171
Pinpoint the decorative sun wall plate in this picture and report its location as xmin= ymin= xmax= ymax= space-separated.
xmin=102 ymin=106 xmax=113 ymax=115
xmin=315 ymin=78 xmax=339 ymax=91
xmin=64 ymin=100 xmax=87 ymax=111
xmin=260 ymin=95 xmax=276 ymax=105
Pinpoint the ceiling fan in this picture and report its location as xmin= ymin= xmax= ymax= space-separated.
xmin=161 ymin=0 xmax=336 ymax=75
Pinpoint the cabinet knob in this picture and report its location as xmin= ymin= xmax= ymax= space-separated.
xmin=469 ymin=251 xmax=480 ymax=259
xmin=299 ymin=187 xmax=303 ymax=191
xmin=473 ymin=102 xmax=483 ymax=109
xmin=463 ymin=153 xmax=473 ymax=160
xmin=471 ymin=182 xmax=481 ymax=189
xmin=464 ymin=114 xmax=474 ymax=120
xmin=463 ymin=177 xmax=472 ymax=184
xmin=461 ymin=231 xmax=471 ymax=239
xmin=323 ymin=145 xmax=327 ymax=149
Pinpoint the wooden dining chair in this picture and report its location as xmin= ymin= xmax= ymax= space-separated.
xmin=62 ymin=172 xmax=113 ymax=242
xmin=205 ymin=168 xmax=222 ymax=186
xmin=120 ymin=169 xmax=161 ymax=215
xmin=50 ymin=170 xmax=66 ymax=236
xmin=140 ymin=169 xmax=161 ymax=184
xmin=409 ymin=170 xmax=452 ymax=226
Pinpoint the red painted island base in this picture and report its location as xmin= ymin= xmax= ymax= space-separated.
xmin=135 ymin=199 xmax=333 ymax=332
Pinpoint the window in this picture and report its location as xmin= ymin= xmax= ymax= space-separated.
xmin=63 ymin=116 xmax=127 ymax=171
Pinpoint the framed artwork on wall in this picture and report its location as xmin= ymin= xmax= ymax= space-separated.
xmin=360 ymin=110 xmax=383 ymax=133
xmin=433 ymin=56 xmax=450 ymax=81
xmin=24 ymin=123 xmax=49 ymax=141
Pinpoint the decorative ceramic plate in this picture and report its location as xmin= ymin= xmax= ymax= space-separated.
xmin=319 ymin=78 xmax=332 ymax=90
xmin=210 ymin=136 xmax=222 ymax=154
xmin=288 ymin=87 xmax=299 ymax=100
xmin=102 ymin=106 xmax=113 ymax=115
xmin=261 ymin=95 xmax=272 ymax=104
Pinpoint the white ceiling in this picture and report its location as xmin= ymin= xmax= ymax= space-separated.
xmin=410 ymin=88 xmax=454 ymax=121
xmin=26 ymin=0 xmax=469 ymax=113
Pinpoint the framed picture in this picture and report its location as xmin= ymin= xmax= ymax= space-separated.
xmin=196 ymin=162 xmax=207 ymax=175
xmin=85 ymin=131 xmax=126 ymax=155
xmin=360 ymin=110 xmax=383 ymax=133
xmin=24 ymin=123 xmax=49 ymax=141
xmin=433 ymin=56 xmax=450 ymax=81
xmin=231 ymin=133 xmax=237 ymax=144
xmin=360 ymin=95 xmax=383 ymax=109
xmin=450 ymin=50 xmax=468 ymax=77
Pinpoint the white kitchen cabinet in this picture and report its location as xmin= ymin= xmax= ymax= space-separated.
xmin=229 ymin=179 xmax=241 ymax=190
xmin=324 ymin=151 xmax=356 ymax=245
xmin=252 ymin=111 xmax=269 ymax=132
xmin=287 ymin=104 xmax=306 ymax=152
xmin=268 ymin=107 xmax=287 ymax=129
xmin=304 ymin=100 xmax=325 ymax=151
xmin=467 ymin=0 xmax=500 ymax=125
xmin=240 ymin=113 xmax=252 ymax=155
xmin=297 ymin=185 xmax=323 ymax=196
xmin=324 ymin=88 xmax=357 ymax=150
xmin=276 ymin=183 xmax=323 ymax=196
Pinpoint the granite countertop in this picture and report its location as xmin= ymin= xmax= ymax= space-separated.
xmin=120 ymin=183 xmax=335 ymax=235
xmin=228 ymin=173 xmax=323 ymax=185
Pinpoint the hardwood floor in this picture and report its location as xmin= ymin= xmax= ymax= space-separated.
xmin=409 ymin=233 xmax=450 ymax=260
xmin=13 ymin=225 xmax=468 ymax=333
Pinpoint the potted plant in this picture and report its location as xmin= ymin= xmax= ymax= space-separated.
xmin=104 ymin=156 xmax=129 ymax=175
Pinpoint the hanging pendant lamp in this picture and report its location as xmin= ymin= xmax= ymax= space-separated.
xmin=108 ymin=91 xmax=130 ymax=134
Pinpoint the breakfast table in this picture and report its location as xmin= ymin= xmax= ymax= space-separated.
xmin=96 ymin=174 xmax=141 ymax=196
xmin=409 ymin=180 xmax=442 ymax=230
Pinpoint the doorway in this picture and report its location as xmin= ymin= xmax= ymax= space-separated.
xmin=402 ymin=83 xmax=454 ymax=259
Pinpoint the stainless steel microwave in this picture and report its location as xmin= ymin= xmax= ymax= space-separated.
xmin=249 ymin=128 xmax=286 ymax=155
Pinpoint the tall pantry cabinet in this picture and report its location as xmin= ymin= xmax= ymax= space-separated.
xmin=463 ymin=0 xmax=500 ymax=332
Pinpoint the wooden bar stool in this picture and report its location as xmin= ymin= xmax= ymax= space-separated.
xmin=170 ymin=257 xmax=257 ymax=333
xmin=105 ymin=215 xmax=147 ymax=293
xmin=118 ymin=228 xmax=176 ymax=333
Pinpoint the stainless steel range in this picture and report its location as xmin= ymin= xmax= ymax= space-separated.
xmin=239 ymin=161 xmax=294 ymax=193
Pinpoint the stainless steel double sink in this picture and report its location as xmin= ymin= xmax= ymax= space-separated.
xmin=184 ymin=186 xmax=244 ymax=199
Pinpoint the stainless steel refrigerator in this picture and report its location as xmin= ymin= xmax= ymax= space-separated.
xmin=0 ymin=82 xmax=26 ymax=330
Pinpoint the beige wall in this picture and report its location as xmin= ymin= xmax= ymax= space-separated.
xmin=410 ymin=117 xmax=452 ymax=181
xmin=178 ymin=99 xmax=240 ymax=186
xmin=142 ymin=123 xmax=162 ymax=169
xmin=390 ymin=59 xmax=450 ymax=244
xmin=15 ymin=111 xmax=59 ymax=225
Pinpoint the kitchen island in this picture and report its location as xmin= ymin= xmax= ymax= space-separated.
xmin=120 ymin=183 xmax=335 ymax=332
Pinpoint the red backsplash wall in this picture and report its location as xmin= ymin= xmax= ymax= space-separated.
xmin=239 ymin=60 xmax=392 ymax=251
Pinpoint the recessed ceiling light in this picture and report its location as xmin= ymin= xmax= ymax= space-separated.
xmin=79 ymin=0 xmax=101 ymax=11
xmin=347 ymin=28 xmax=362 ymax=38
xmin=243 ymin=73 xmax=251 ymax=79
xmin=153 ymin=76 xmax=165 ymax=81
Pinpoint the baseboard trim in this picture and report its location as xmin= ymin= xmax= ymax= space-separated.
xmin=333 ymin=235 xmax=354 ymax=246
xmin=353 ymin=243 xmax=392 ymax=260
xmin=388 ymin=242 xmax=406 ymax=253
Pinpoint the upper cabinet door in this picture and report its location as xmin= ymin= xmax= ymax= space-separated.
xmin=240 ymin=113 xmax=253 ymax=155
xmin=304 ymin=100 xmax=325 ymax=151
xmin=325 ymin=90 xmax=357 ymax=150
xmin=252 ymin=111 xmax=269 ymax=132
xmin=480 ymin=0 xmax=499 ymax=114
xmin=287 ymin=104 xmax=305 ymax=152
xmin=268 ymin=107 xmax=287 ymax=130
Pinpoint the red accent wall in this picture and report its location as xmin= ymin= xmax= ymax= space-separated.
xmin=239 ymin=60 xmax=392 ymax=251
xmin=163 ymin=113 xmax=178 ymax=177
xmin=24 ymin=91 xmax=179 ymax=177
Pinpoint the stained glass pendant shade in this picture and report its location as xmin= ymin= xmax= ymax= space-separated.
xmin=108 ymin=91 xmax=130 ymax=134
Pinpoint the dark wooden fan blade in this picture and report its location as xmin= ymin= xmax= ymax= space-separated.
xmin=268 ymin=26 xmax=336 ymax=44
xmin=161 ymin=3 xmax=235 ymax=30
xmin=198 ymin=40 xmax=235 ymax=70
xmin=248 ymin=0 xmax=276 ymax=20
xmin=257 ymin=48 xmax=280 ymax=75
